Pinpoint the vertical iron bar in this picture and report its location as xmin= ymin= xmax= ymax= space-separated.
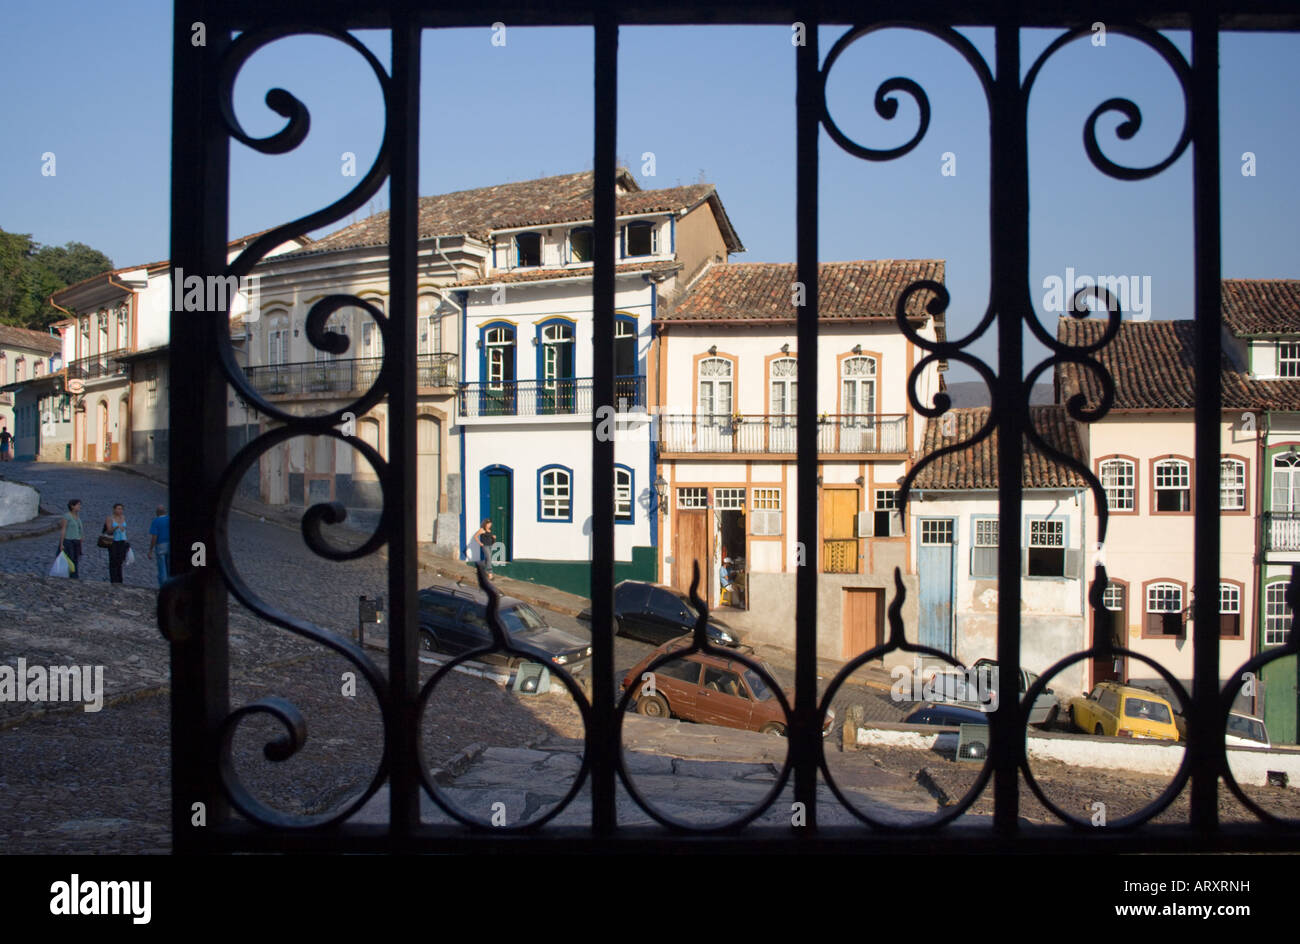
xmin=991 ymin=18 xmax=1025 ymax=836
xmin=794 ymin=13 xmax=819 ymax=828
xmin=1190 ymin=6 xmax=1222 ymax=831
xmin=590 ymin=9 xmax=619 ymax=835
xmin=388 ymin=14 xmax=421 ymax=842
xmin=168 ymin=0 xmax=230 ymax=853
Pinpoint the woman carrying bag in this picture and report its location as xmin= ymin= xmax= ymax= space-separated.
xmin=101 ymin=503 xmax=130 ymax=584
xmin=57 ymin=499 xmax=84 ymax=579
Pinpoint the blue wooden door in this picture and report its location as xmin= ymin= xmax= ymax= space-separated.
xmin=918 ymin=518 xmax=955 ymax=653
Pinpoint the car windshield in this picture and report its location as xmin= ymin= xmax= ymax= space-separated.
xmin=1123 ymin=697 xmax=1171 ymax=724
xmin=743 ymin=668 xmax=775 ymax=702
xmin=1227 ymin=715 xmax=1267 ymax=742
xmin=500 ymin=604 xmax=545 ymax=633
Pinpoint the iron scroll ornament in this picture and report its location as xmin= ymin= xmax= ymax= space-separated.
xmin=612 ymin=562 xmax=796 ymax=832
xmin=414 ymin=563 xmax=594 ymax=831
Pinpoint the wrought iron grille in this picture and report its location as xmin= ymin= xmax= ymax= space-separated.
xmin=163 ymin=0 xmax=1300 ymax=852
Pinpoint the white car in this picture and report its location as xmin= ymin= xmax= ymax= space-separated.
xmin=1225 ymin=711 xmax=1270 ymax=749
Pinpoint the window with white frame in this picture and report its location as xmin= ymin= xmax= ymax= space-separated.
xmin=1146 ymin=582 xmax=1184 ymax=635
xmin=873 ymin=488 xmax=901 ymax=536
xmin=1280 ymin=342 xmax=1300 ymax=378
xmin=751 ymin=488 xmax=781 ymax=535
xmin=97 ymin=310 xmax=109 ymax=354
xmin=841 ymin=355 xmax=876 ymax=422
xmin=267 ymin=314 xmax=289 ymax=366
xmin=1103 ymin=583 xmax=1125 ymax=611
xmin=677 ymin=487 xmax=708 ymax=509
xmin=615 ymin=466 xmax=633 ymax=522
xmin=316 ymin=313 xmax=348 ymax=362
xmin=698 ymin=357 xmax=733 ymax=423
xmin=569 ymin=226 xmax=593 ymax=263
xmin=79 ymin=318 xmax=89 ymax=358
xmin=714 ymin=488 xmax=746 ymax=510
xmin=614 ymin=319 xmax=637 ymax=378
xmin=1220 ymin=458 xmax=1246 ymax=511
xmin=115 ymin=305 xmax=129 ymax=349
xmin=417 ymin=295 xmax=441 ymax=355
xmin=971 ymin=518 xmax=998 ymax=577
xmin=769 ymin=357 xmax=797 ymax=421
xmin=1153 ymin=458 xmax=1191 ymax=512
xmin=1220 ymin=583 xmax=1241 ymax=637
xmin=1272 ymin=452 xmax=1300 ymax=512
xmin=1100 ymin=458 xmax=1135 ymax=511
xmin=1025 ymin=518 xmax=1066 ymax=577
xmin=539 ymin=467 xmax=572 ymax=521
xmin=1265 ymin=583 xmax=1292 ymax=646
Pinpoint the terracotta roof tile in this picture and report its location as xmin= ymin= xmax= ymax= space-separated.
xmin=450 ymin=259 xmax=681 ymax=288
xmin=1055 ymin=317 xmax=1300 ymax=411
xmin=664 ymin=260 xmax=945 ymax=323
xmin=301 ymin=170 xmax=741 ymax=254
xmin=913 ymin=406 xmax=1088 ymax=490
xmin=0 ymin=324 xmax=62 ymax=354
xmin=1221 ymin=279 xmax=1300 ymax=336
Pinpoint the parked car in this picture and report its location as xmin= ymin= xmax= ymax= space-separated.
xmin=417 ymin=580 xmax=592 ymax=673
xmin=1175 ymin=710 xmax=1271 ymax=748
xmin=579 ymin=580 xmax=744 ymax=648
xmin=1068 ymin=681 xmax=1179 ymax=741
xmin=621 ymin=637 xmax=829 ymax=737
xmin=903 ymin=702 xmax=990 ymax=727
xmin=969 ymin=658 xmax=1061 ymax=727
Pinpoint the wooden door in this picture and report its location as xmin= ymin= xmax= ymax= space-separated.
xmin=73 ymin=411 xmax=85 ymax=462
xmin=486 ymin=470 xmax=512 ymax=560
xmin=673 ymin=510 xmax=708 ymax=599
xmin=918 ymin=518 xmax=955 ymax=653
xmin=821 ymin=488 xmax=858 ymax=573
xmin=842 ymin=587 xmax=882 ymax=659
xmin=416 ymin=415 xmax=439 ymax=543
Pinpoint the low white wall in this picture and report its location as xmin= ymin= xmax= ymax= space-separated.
xmin=856 ymin=725 xmax=1300 ymax=788
xmin=0 ymin=480 xmax=40 ymax=526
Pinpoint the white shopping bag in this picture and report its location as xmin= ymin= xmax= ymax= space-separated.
xmin=124 ymin=547 xmax=136 ymax=567
xmin=49 ymin=552 xmax=72 ymax=578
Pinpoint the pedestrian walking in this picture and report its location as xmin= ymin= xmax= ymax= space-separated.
xmin=146 ymin=505 xmax=170 ymax=585
xmin=470 ymin=517 xmax=496 ymax=579
xmin=0 ymin=425 xmax=12 ymax=461
xmin=56 ymin=499 xmax=84 ymax=579
xmin=102 ymin=503 xmax=130 ymax=584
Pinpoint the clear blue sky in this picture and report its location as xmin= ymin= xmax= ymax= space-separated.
xmin=3 ymin=4 xmax=1298 ymax=383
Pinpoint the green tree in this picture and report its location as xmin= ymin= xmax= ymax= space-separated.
xmin=0 ymin=228 xmax=114 ymax=328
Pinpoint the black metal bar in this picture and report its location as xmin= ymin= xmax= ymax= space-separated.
xmin=167 ymin=0 xmax=231 ymax=853
xmin=991 ymin=18 xmax=1025 ymax=837
xmin=1190 ymin=5 xmax=1223 ymax=831
xmin=387 ymin=13 xmax=421 ymax=843
xmin=589 ymin=9 xmax=618 ymax=835
xmin=794 ymin=12 xmax=819 ymax=829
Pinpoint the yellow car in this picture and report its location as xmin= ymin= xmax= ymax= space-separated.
xmin=1068 ymin=682 xmax=1180 ymax=741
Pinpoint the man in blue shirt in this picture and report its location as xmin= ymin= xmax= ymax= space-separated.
xmin=147 ymin=505 xmax=170 ymax=585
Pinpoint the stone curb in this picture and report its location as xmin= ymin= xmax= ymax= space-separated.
xmin=429 ymin=742 xmax=486 ymax=786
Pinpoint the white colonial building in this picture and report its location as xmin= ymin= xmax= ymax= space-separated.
xmin=653 ymin=259 xmax=946 ymax=661
xmin=908 ymin=405 xmax=1090 ymax=698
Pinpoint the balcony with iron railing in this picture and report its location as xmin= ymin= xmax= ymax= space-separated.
xmin=1265 ymin=511 xmax=1300 ymax=553
xmin=657 ymin=413 xmax=908 ymax=456
xmin=66 ymin=352 xmax=129 ymax=383
xmin=246 ymin=353 xmax=458 ymax=397
xmin=458 ymin=375 xmax=646 ymax=418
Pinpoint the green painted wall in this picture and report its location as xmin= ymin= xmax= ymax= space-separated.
xmin=493 ymin=545 xmax=657 ymax=597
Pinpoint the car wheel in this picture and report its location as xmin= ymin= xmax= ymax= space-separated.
xmin=1068 ymin=705 xmax=1076 ymax=730
xmin=613 ymin=616 xmax=625 ymax=638
xmin=636 ymin=694 xmax=670 ymax=718
xmin=1095 ymin=723 xmax=1105 ymax=736
xmin=418 ymin=627 xmax=444 ymax=654
xmin=1043 ymin=705 xmax=1059 ymax=728
xmin=760 ymin=722 xmax=787 ymax=737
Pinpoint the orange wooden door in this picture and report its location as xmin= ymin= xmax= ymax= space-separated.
xmin=842 ymin=587 xmax=881 ymax=659
xmin=673 ymin=510 xmax=708 ymax=598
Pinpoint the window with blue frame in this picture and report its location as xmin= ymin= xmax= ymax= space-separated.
xmin=539 ymin=465 xmax=573 ymax=522
xmin=615 ymin=465 xmax=633 ymax=523
xmin=624 ymin=220 xmax=656 ymax=257
xmin=480 ymin=323 xmax=516 ymax=415
xmin=515 ymin=232 xmax=541 ymax=267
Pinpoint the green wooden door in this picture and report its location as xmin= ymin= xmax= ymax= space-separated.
xmin=487 ymin=471 xmax=512 ymax=562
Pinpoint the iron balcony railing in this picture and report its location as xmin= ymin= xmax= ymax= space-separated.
xmin=246 ymin=353 xmax=457 ymax=396
xmin=458 ymin=375 xmax=645 ymax=417
xmin=66 ymin=351 xmax=128 ymax=382
xmin=1265 ymin=512 xmax=1300 ymax=552
xmin=658 ymin=413 xmax=907 ymax=454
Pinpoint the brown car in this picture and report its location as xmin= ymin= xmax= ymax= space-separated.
xmin=622 ymin=637 xmax=833 ymax=737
